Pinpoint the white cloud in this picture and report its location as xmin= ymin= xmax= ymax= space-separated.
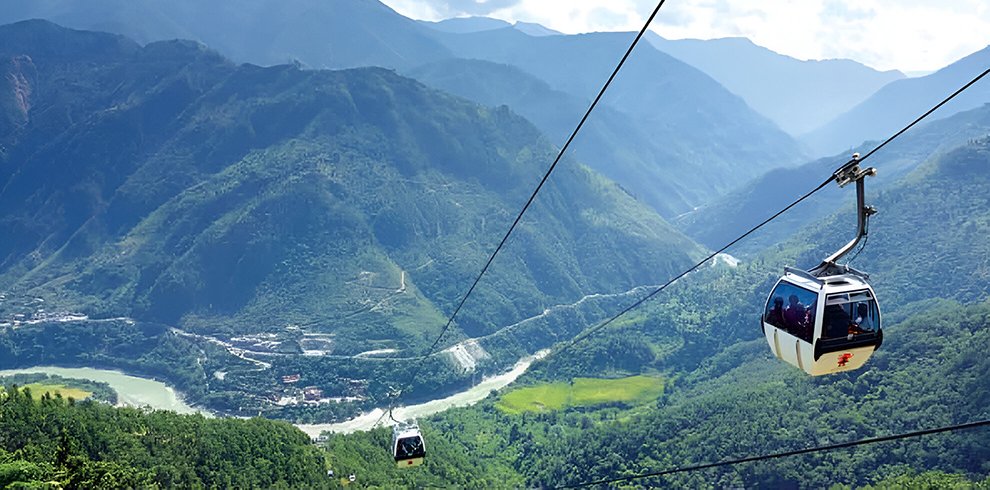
xmin=381 ymin=0 xmax=990 ymax=72
xmin=654 ymin=0 xmax=990 ymax=72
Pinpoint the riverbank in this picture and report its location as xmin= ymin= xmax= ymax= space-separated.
xmin=296 ymin=349 xmax=549 ymax=438
xmin=0 ymin=366 xmax=203 ymax=414
xmin=1 ymin=349 xmax=549 ymax=438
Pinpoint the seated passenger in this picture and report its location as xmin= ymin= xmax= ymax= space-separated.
xmin=801 ymin=301 xmax=816 ymax=342
xmin=824 ymin=304 xmax=851 ymax=339
xmin=399 ymin=437 xmax=424 ymax=457
xmin=783 ymin=295 xmax=806 ymax=332
xmin=767 ymin=297 xmax=785 ymax=327
xmin=854 ymin=303 xmax=874 ymax=332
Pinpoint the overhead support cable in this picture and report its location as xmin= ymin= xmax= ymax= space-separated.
xmin=555 ymin=419 xmax=990 ymax=488
xmin=549 ymin=66 xmax=990 ymax=360
xmin=390 ymin=0 xmax=671 ymax=402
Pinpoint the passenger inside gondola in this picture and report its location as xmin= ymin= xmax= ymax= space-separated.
xmin=824 ymin=303 xmax=851 ymax=339
xmin=854 ymin=303 xmax=873 ymax=331
xmin=783 ymin=294 xmax=807 ymax=332
xmin=767 ymin=297 xmax=785 ymax=328
xmin=803 ymin=300 xmax=816 ymax=341
xmin=397 ymin=436 xmax=425 ymax=458
xmin=764 ymin=282 xmax=818 ymax=343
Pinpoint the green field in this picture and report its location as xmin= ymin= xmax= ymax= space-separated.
xmin=21 ymin=383 xmax=92 ymax=400
xmin=496 ymin=375 xmax=664 ymax=414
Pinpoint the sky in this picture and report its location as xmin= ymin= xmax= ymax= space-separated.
xmin=379 ymin=0 xmax=990 ymax=74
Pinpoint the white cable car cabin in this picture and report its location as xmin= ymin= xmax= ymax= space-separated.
xmin=761 ymin=156 xmax=883 ymax=375
xmin=392 ymin=422 xmax=426 ymax=468
xmin=762 ymin=267 xmax=882 ymax=375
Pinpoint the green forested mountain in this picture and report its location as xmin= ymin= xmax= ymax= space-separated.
xmin=0 ymin=0 xmax=452 ymax=70
xmin=322 ymin=128 xmax=990 ymax=489
xmin=678 ymin=103 xmax=990 ymax=254
xmin=0 ymin=9 xmax=988 ymax=490
xmin=409 ymin=58 xmax=706 ymax=217
xmin=428 ymin=26 xmax=807 ymax=215
xmin=0 ymin=20 xmax=704 ymax=413
xmin=530 ymin=132 xmax=990 ymax=486
xmin=671 ymin=133 xmax=990 ymax=358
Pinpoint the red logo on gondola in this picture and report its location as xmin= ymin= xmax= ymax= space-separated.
xmin=837 ymin=353 xmax=853 ymax=367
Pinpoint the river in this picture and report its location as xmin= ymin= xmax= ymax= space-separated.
xmin=295 ymin=349 xmax=549 ymax=438
xmin=0 ymin=366 xmax=202 ymax=414
xmin=0 ymin=349 xmax=548 ymax=437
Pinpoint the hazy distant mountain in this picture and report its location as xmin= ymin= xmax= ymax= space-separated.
xmin=512 ymin=22 xmax=562 ymax=37
xmin=419 ymin=16 xmax=510 ymax=33
xmin=0 ymin=0 xmax=452 ymax=70
xmin=419 ymin=17 xmax=561 ymax=37
xmin=0 ymin=20 xmax=702 ymax=347
xmin=648 ymin=34 xmax=905 ymax=137
xmin=677 ymin=103 xmax=990 ymax=253
xmin=427 ymin=27 xmax=807 ymax=214
xmin=803 ymin=46 xmax=990 ymax=156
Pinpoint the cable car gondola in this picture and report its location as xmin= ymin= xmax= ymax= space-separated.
xmin=392 ymin=421 xmax=426 ymax=468
xmin=761 ymin=156 xmax=883 ymax=375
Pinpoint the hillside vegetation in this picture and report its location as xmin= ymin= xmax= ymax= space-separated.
xmin=0 ymin=20 xmax=703 ymax=415
xmin=678 ymin=103 xmax=990 ymax=255
xmin=324 ymin=132 xmax=990 ymax=488
xmin=322 ymin=300 xmax=990 ymax=487
xmin=0 ymin=386 xmax=329 ymax=488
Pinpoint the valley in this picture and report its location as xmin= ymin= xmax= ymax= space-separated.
xmin=0 ymin=348 xmax=550 ymax=439
xmin=0 ymin=276 xmax=675 ymax=421
xmin=0 ymin=2 xmax=988 ymax=488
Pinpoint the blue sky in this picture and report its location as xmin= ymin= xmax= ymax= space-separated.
xmin=380 ymin=0 xmax=990 ymax=73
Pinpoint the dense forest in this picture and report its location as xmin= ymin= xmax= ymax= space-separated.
xmin=0 ymin=385 xmax=330 ymax=488
xmin=319 ymin=299 xmax=990 ymax=488
xmin=319 ymin=137 xmax=990 ymax=487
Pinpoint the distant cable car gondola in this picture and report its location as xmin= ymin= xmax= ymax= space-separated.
xmin=762 ymin=155 xmax=883 ymax=375
xmin=392 ymin=421 xmax=426 ymax=468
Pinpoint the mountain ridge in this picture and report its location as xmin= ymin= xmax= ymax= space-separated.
xmin=649 ymin=33 xmax=905 ymax=137
xmin=0 ymin=0 xmax=453 ymax=70
xmin=0 ymin=20 xmax=705 ymax=412
xmin=803 ymin=45 xmax=990 ymax=155
xmin=427 ymin=26 xmax=807 ymax=215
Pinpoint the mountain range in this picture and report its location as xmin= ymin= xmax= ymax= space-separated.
xmin=0 ymin=20 xmax=702 ymax=387
xmin=0 ymin=0 xmax=452 ymax=70
xmin=677 ymin=102 xmax=990 ymax=254
xmin=647 ymin=34 xmax=905 ymax=137
xmin=424 ymin=25 xmax=806 ymax=215
xmin=323 ymin=130 xmax=990 ymax=487
xmin=0 ymin=0 xmax=810 ymax=219
xmin=803 ymin=46 xmax=990 ymax=155
xmin=1 ymin=3 xmax=990 ymax=488
xmin=8 ymin=0 xmax=988 ymax=220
